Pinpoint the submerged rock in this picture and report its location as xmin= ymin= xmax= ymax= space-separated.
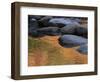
xmin=58 ymin=35 xmax=87 ymax=48
xmin=76 ymin=44 xmax=88 ymax=54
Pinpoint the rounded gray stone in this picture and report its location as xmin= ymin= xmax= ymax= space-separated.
xmin=58 ymin=35 xmax=87 ymax=48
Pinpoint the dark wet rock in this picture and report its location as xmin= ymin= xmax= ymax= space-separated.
xmin=60 ymin=24 xmax=88 ymax=38
xmin=39 ymin=16 xmax=53 ymax=27
xmin=28 ymin=18 xmax=38 ymax=28
xmin=28 ymin=18 xmax=39 ymax=33
xmin=58 ymin=35 xmax=87 ymax=48
xmin=37 ymin=27 xmax=61 ymax=36
xmin=29 ymin=30 xmax=45 ymax=37
xmin=48 ymin=18 xmax=80 ymax=28
xmin=60 ymin=24 xmax=77 ymax=34
xmin=28 ymin=18 xmax=39 ymax=28
xmin=75 ymin=26 xmax=87 ymax=38
xmin=76 ymin=44 xmax=88 ymax=54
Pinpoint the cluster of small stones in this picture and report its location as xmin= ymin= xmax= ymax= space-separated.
xmin=28 ymin=15 xmax=88 ymax=54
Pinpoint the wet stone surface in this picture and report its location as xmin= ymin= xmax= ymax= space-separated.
xmin=58 ymin=35 xmax=87 ymax=48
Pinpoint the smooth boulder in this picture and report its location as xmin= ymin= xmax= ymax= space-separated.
xmin=61 ymin=25 xmax=88 ymax=38
xmin=58 ymin=35 xmax=87 ymax=48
